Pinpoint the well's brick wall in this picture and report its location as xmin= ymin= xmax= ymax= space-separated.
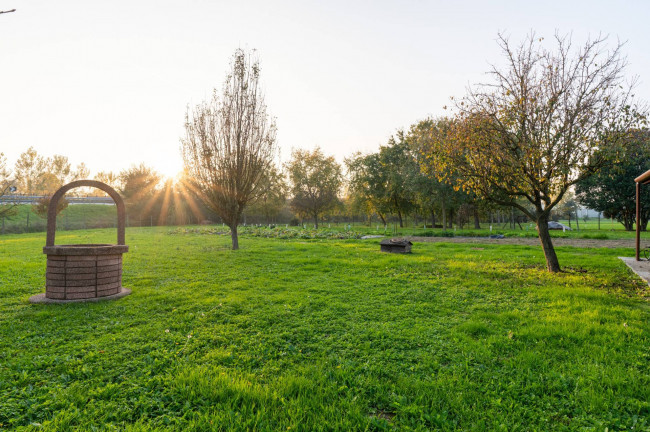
xmin=45 ymin=254 xmax=123 ymax=300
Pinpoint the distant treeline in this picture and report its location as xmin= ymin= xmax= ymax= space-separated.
xmin=3 ymin=126 xmax=650 ymax=234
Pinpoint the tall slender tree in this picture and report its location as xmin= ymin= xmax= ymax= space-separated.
xmin=182 ymin=49 xmax=278 ymax=250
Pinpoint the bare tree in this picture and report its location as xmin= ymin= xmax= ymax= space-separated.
xmin=427 ymin=32 xmax=646 ymax=272
xmin=182 ymin=49 xmax=278 ymax=250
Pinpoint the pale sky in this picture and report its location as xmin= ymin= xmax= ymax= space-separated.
xmin=2 ymin=0 xmax=649 ymax=179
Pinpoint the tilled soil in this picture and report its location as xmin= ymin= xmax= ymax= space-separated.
xmin=407 ymin=236 xmax=636 ymax=249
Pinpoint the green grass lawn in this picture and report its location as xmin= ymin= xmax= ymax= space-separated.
xmin=1 ymin=228 xmax=649 ymax=431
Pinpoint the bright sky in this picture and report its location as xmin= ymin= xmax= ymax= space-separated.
xmin=2 ymin=0 xmax=649 ymax=179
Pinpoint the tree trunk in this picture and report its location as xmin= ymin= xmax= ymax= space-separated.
xmin=473 ymin=207 xmax=481 ymax=229
xmin=536 ymin=214 xmax=560 ymax=272
xmin=378 ymin=212 xmax=386 ymax=226
xmin=441 ymin=200 xmax=447 ymax=230
xmin=314 ymin=213 xmax=318 ymax=229
xmin=431 ymin=208 xmax=436 ymax=229
xmin=230 ymin=224 xmax=239 ymax=250
xmin=623 ymin=215 xmax=634 ymax=231
xmin=575 ymin=211 xmax=580 ymax=231
xmin=397 ymin=210 xmax=403 ymax=228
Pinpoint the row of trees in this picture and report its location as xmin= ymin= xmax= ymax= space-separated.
xmin=5 ymin=147 xmax=90 ymax=196
xmin=4 ymin=126 xmax=646 ymax=234
xmin=179 ymin=37 xmax=647 ymax=273
xmin=0 ymin=142 xmax=553 ymax=230
xmin=178 ymin=50 xmax=532 ymax=250
xmin=347 ymin=126 xmax=481 ymax=231
xmin=0 ymin=151 xmax=201 ymax=226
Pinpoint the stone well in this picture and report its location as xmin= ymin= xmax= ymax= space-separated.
xmin=37 ymin=180 xmax=130 ymax=302
xmin=43 ymin=244 xmax=128 ymax=300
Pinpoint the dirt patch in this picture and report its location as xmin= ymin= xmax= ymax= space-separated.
xmin=407 ymin=236 xmax=636 ymax=249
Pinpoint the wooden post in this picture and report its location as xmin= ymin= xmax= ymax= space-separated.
xmin=636 ymin=182 xmax=641 ymax=261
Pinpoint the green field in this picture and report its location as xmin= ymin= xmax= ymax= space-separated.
xmin=1 ymin=205 xmax=119 ymax=234
xmin=1 ymin=228 xmax=649 ymax=430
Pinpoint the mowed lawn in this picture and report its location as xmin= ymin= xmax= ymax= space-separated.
xmin=1 ymin=228 xmax=649 ymax=431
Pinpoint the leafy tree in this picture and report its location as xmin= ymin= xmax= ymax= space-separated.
xmin=244 ymin=165 xmax=287 ymax=223
xmin=379 ymin=134 xmax=418 ymax=227
xmin=286 ymin=148 xmax=342 ymax=229
xmin=0 ymin=153 xmax=17 ymax=218
xmin=347 ymin=134 xmax=418 ymax=228
xmin=69 ymin=162 xmax=91 ymax=195
xmin=14 ymin=147 xmax=47 ymax=195
xmin=32 ymin=195 xmax=68 ymax=218
xmin=426 ymin=33 xmax=645 ymax=272
xmin=13 ymin=147 xmax=50 ymax=230
xmin=48 ymin=155 xmax=72 ymax=187
xmin=182 ymin=49 xmax=278 ymax=250
xmin=346 ymin=152 xmax=391 ymax=225
xmin=119 ymin=164 xmax=162 ymax=225
xmin=94 ymin=171 xmax=122 ymax=192
xmin=576 ymin=129 xmax=650 ymax=231
xmin=408 ymin=118 xmax=477 ymax=229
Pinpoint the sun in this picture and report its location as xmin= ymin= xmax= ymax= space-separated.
xmin=155 ymin=160 xmax=184 ymax=181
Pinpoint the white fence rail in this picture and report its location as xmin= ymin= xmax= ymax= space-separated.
xmin=0 ymin=194 xmax=115 ymax=205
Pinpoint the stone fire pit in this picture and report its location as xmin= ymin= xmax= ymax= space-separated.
xmin=29 ymin=180 xmax=131 ymax=303
xmin=380 ymin=238 xmax=413 ymax=254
